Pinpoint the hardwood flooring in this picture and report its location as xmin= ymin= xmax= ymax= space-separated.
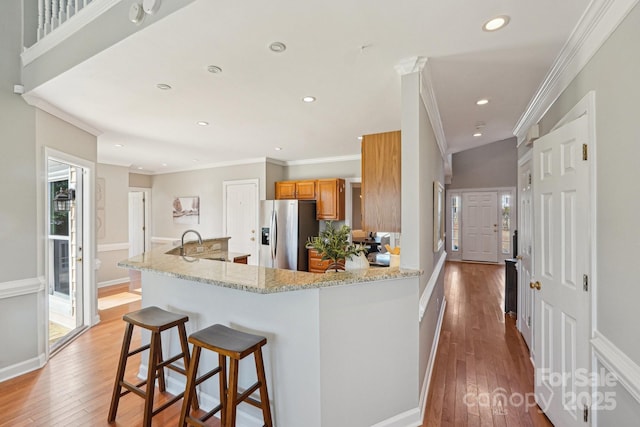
xmin=0 ymin=284 xmax=221 ymax=427
xmin=423 ymin=262 xmax=553 ymax=427
xmin=1 ymin=264 xmax=551 ymax=427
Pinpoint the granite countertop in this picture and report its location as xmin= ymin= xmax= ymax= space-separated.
xmin=118 ymin=241 xmax=421 ymax=294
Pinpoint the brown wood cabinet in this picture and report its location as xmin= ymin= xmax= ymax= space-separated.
xmin=316 ymin=178 xmax=345 ymax=220
xmin=361 ymin=130 xmax=401 ymax=232
xmin=275 ymin=180 xmax=316 ymax=200
xmin=308 ymin=248 xmax=332 ymax=273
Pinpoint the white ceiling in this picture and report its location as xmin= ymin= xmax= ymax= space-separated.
xmin=29 ymin=0 xmax=589 ymax=174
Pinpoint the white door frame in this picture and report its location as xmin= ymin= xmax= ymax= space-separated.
xmin=222 ymin=179 xmax=260 ymax=263
xmin=445 ymin=186 xmax=517 ymax=263
xmin=344 ymin=177 xmax=362 ymax=231
xmin=517 ymin=149 xmax=534 ymax=356
xmin=129 ymin=187 xmax=151 ymax=256
xmin=43 ymin=147 xmax=96 ymax=361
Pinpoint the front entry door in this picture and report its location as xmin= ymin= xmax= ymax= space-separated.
xmin=223 ymin=180 xmax=259 ymax=264
xmin=533 ymin=115 xmax=591 ymax=426
xmin=518 ymin=159 xmax=534 ymax=351
xmin=462 ymin=192 xmax=498 ymax=262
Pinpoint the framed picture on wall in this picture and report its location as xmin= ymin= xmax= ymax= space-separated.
xmin=173 ymin=196 xmax=200 ymax=225
xmin=433 ymin=181 xmax=445 ymax=252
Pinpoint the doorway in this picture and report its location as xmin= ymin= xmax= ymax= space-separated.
xmin=223 ymin=179 xmax=259 ymax=265
xmin=47 ymin=158 xmax=87 ymax=352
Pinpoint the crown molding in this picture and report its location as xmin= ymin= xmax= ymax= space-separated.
xmin=394 ymin=56 xmax=427 ymax=75
xmin=420 ymin=60 xmax=451 ymax=176
xmin=513 ymin=0 xmax=639 ymax=145
xmin=22 ymin=93 xmax=103 ymax=136
xmin=21 ymin=0 xmax=122 ymax=66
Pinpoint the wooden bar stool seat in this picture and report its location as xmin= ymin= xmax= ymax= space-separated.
xmin=108 ymin=306 xmax=197 ymax=427
xmin=179 ymin=324 xmax=273 ymax=427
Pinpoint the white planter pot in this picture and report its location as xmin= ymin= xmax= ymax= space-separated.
xmin=345 ymin=252 xmax=370 ymax=271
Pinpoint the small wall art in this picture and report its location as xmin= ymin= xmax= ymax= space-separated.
xmin=173 ymin=196 xmax=200 ymax=225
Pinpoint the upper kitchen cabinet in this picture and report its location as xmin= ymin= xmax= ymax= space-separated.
xmin=316 ymin=178 xmax=345 ymax=220
xmin=361 ymin=130 xmax=401 ymax=232
xmin=275 ymin=180 xmax=316 ymax=200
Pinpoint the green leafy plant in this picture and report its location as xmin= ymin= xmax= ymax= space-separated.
xmin=306 ymin=221 xmax=368 ymax=272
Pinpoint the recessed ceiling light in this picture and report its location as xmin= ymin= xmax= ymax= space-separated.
xmin=156 ymin=83 xmax=172 ymax=90
xmin=192 ymin=159 xmax=199 ymax=162
xmin=137 ymin=166 xmax=143 ymax=170
xmin=114 ymin=144 xmax=124 ymax=147
xmin=161 ymin=163 xmax=167 ymax=167
xmin=269 ymin=42 xmax=287 ymax=53
xmin=483 ymin=15 xmax=510 ymax=32
xmin=275 ymin=147 xmax=283 ymax=151
xmin=476 ymin=99 xmax=489 ymax=105
xmin=358 ymin=136 xmax=363 ymax=141
xmin=302 ymin=96 xmax=316 ymax=103
xmin=207 ymin=65 xmax=222 ymax=74
xmin=473 ymin=132 xmax=483 ymax=137
xmin=197 ymin=121 xmax=209 ymax=126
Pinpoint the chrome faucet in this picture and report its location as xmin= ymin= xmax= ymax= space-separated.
xmin=180 ymin=229 xmax=203 ymax=255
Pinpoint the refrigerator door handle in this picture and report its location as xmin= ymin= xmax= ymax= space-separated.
xmin=271 ymin=210 xmax=278 ymax=260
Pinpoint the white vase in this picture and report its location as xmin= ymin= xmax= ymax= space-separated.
xmin=345 ymin=252 xmax=370 ymax=271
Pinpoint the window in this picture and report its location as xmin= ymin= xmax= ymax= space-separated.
xmin=451 ymin=195 xmax=460 ymax=252
xmin=501 ymin=193 xmax=512 ymax=255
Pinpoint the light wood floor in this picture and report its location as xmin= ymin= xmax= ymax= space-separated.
xmin=423 ymin=262 xmax=553 ymax=427
xmin=1 ymin=265 xmax=551 ymax=426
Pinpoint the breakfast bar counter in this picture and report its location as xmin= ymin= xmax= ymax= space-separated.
xmin=119 ymin=242 xmax=423 ymax=427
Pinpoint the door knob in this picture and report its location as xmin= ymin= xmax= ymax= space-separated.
xmin=529 ymin=281 xmax=541 ymax=290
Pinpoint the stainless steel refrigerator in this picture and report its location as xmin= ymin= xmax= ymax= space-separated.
xmin=259 ymin=200 xmax=319 ymax=271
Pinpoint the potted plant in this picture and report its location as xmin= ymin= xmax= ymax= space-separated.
xmin=306 ymin=221 xmax=369 ymax=272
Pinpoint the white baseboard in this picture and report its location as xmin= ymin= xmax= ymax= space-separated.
xmin=0 ymin=353 xmax=46 ymax=383
xmin=592 ymin=330 xmax=640 ymax=404
xmin=370 ymin=407 xmax=422 ymax=427
xmin=98 ymin=277 xmax=130 ymax=288
xmin=420 ymin=297 xmax=447 ymax=420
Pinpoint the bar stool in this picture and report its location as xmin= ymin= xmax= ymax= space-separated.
xmin=179 ymin=324 xmax=273 ymax=427
xmin=108 ymin=306 xmax=198 ymax=427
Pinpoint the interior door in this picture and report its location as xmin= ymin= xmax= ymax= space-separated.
xmin=518 ymin=159 xmax=534 ymax=351
xmin=128 ymin=191 xmax=145 ymax=257
xmin=533 ymin=115 xmax=591 ymax=426
xmin=224 ymin=180 xmax=258 ymax=265
xmin=462 ymin=192 xmax=498 ymax=262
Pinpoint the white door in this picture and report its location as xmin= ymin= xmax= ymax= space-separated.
xmin=462 ymin=192 xmax=498 ymax=262
xmin=533 ymin=115 xmax=591 ymax=426
xmin=518 ymin=159 xmax=534 ymax=351
xmin=128 ymin=191 xmax=146 ymax=257
xmin=223 ymin=180 xmax=259 ymax=265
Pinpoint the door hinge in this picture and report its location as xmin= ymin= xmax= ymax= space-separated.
xmin=528 ymin=173 xmax=532 ymax=185
xmin=583 ymin=405 xmax=589 ymax=422
xmin=582 ymin=144 xmax=588 ymax=161
xmin=583 ymin=274 xmax=589 ymax=292
xmin=528 ymin=316 xmax=531 ymax=327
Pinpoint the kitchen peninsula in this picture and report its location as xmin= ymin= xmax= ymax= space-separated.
xmin=119 ymin=240 xmax=423 ymax=427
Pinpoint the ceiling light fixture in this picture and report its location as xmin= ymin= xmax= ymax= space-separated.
xmin=275 ymin=147 xmax=283 ymax=151
xmin=358 ymin=136 xmax=363 ymax=141
xmin=156 ymin=83 xmax=172 ymax=90
xmin=137 ymin=166 xmax=143 ymax=170
xmin=269 ymin=42 xmax=287 ymax=53
xmin=476 ymin=98 xmax=489 ymax=105
xmin=161 ymin=163 xmax=167 ymax=166
xmin=302 ymin=96 xmax=316 ymax=103
xmin=483 ymin=15 xmax=510 ymax=32
xmin=473 ymin=132 xmax=482 ymax=137
xmin=114 ymin=144 xmax=124 ymax=147
xmin=207 ymin=65 xmax=222 ymax=74
xmin=197 ymin=121 xmax=209 ymax=126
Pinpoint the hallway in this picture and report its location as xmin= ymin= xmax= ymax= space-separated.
xmin=424 ymin=262 xmax=553 ymax=426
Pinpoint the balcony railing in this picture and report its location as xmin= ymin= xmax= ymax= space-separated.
xmin=37 ymin=0 xmax=94 ymax=41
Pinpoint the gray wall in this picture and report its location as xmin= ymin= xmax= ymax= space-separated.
xmin=151 ymin=163 xmax=266 ymax=240
xmin=265 ymin=161 xmax=286 ymax=200
xmin=96 ymin=164 xmax=130 ymax=285
xmin=401 ymin=71 xmax=446 ymax=409
xmin=0 ymin=0 xmax=39 ymax=374
xmin=129 ymin=172 xmax=152 ymax=188
xmin=285 ymin=159 xmax=361 ymax=181
xmin=535 ymin=4 xmax=640 ymax=423
xmin=448 ymin=137 xmax=517 ymax=190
